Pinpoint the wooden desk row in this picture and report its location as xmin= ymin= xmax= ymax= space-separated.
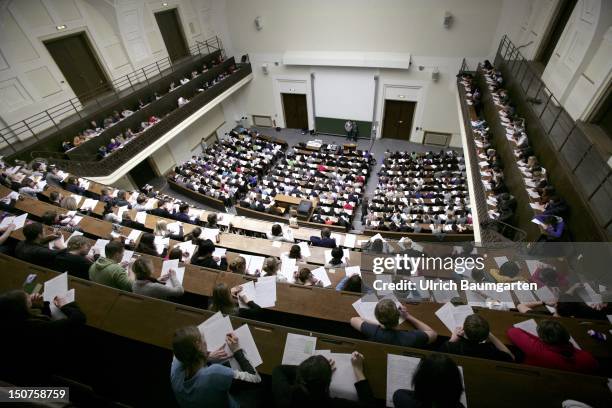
xmin=0 ymin=255 xmax=610 ymax=408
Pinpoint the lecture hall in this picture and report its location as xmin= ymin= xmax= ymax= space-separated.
xmin=0 ymin=1 xmax=611 ymax=407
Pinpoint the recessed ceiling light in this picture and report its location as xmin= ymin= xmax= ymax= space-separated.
xmin=56 ymin=25 xmax=67 ymax=30
xmin=162 ymin=2 xmax=168 ymax=6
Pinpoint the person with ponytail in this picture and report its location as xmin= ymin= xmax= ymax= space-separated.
xmin=170 ymin=326 xmax=261 ymax=407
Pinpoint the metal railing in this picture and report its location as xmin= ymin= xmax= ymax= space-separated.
xmin=0 ymin=36 xmax=224 ymax=154
xmin=494 ymin=35 xmax=612 ymax=237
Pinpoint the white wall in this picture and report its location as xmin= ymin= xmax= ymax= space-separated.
xmin=165 ymin=104 xmax=225 ymax=164
xmin=0 ymin=0 xmax=219 ymax=139
xmin=214 ymin=0 xmax=506 ymax=147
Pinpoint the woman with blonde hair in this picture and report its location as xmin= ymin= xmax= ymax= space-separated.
xmin=60 ymin=196 xmax=78 ymax=211
xmin=228 ymin=256 xmax=247 ymax=275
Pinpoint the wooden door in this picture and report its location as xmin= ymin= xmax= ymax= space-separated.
xmin=44 ymin=33 xmax=110 ymax=103
xmin=155 ymin=9 xmax=189 ymax=63
xmin=282 ymin=93 xmax=309 ymax=129
xmin=382 ymin=100 xmax=416 ymax=140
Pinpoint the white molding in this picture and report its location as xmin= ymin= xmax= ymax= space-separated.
xmin=375 ymin=80 xmax=429 ymax=142
xmin=455 ymin=91 xmax=481 ymax=243
xmin=272 ymin=75 xmax=314 ymax=129
xmin=89 ymin=72 xmax=253 ymax=185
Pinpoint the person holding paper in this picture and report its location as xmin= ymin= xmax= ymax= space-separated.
xmin=507 ymin=320 xmax=597 ymax=373
xmin=335 ymin=275 xmax=364 ymax=293
xmin=15 ymin=222 xmax=63 ymax=266
xmin=18 ymin=177 xmax=44 ymax=199
xmin=0 ymin=222 xmax=16 ymax=253
xmin=262 ymin=257 xmax=287 ymax=282
xmin=392 ymin=354 xmax=465 ymax=408
xmin=489 ymin=260 xmax=523 ymax=283
xmin=272 ymin=351 xmax=374 ymax=407
xmin=132 ymin=195 xmax=149 ymax=211
xmin=267 ymin=224 xmax=294 ymax=243
xmin=204 ymin=213 xmax=219 ymax=229
xmin=293 ymin=267 xmax=323 ymax=287
xmin=170 ymin=326 xmax=261 ymax=408
xmin=0 ymin=289 xmax=86 ymax=383
xmin=44 ymin=165 xmax=63 ymax=187
xmin=209 ymin=283 xmax=261 ymax=318
xmin=132 ymin=258 xmax=184 ymax=299
xmin=167 ymin=247 xmax=191 ymax=264
xmin=229 ymin=256 xmax=247 ymax=275
xmin=288 ymin=245 xmax=305 ymax=263
xmin=53 ymin=236 xmax=97 ymax=280
xmin=41 ymin=210 xmax=82 ymax=233
xmin=191 ymin=239 xmax=227 ymax=270
xmin=173 ymin=204 xmax=196 ymax=224
xmin=439 ymin=314 xmax=514 ymax=362
xmin=89 ymin=240 xmax=134 ymax=292
xmin=154 ymin=220 xmax=184 ymax=241
xmin=350 ymin=300 xmax=436 ymax=347
xmin=137 ymin=233 xmax=166 ymax=257
xmin=309 ymin=228 xmax=336 ymax=248
xmin=120 ymin=212 xmax=146 ymax=231
xmin=530 ymin=264 xmax=569 ymax=291
xmin=325 ymin=246 xmax=347 ymax=268
xmin=113 ymin=190 xmax=131 ymax=208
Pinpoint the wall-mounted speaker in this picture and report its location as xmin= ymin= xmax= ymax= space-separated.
xmin=261 ymin=63 xmax=269 ymax=75
xmin=432 ymin=68 xmax=440 ymax=82
xmin=254 ymin=16 xmax=263 ymax=30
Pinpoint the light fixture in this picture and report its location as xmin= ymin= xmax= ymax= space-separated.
xmin=398 ymin=95 xmax=406 ymax=99
xmin=162 ymin=2 xmax=168 ymax=6
xmin=56 ymin=25 xmax=67 ymax=30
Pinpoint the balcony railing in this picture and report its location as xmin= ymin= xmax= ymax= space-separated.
xmin=41 ymin=64 xmax=252 ymax=177
xmin=493 ymin=35 xmax=611 ymax=240
xmin=0 ymin=36 xmax=224 ymax=155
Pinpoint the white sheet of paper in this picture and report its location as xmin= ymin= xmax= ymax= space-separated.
xmin=435 ymin=302 xmax=458 ymax=333
xmin=279 ymin=258 xmax=297 ymax=283
xmin=229 ymin=324 xmax=263 ymax=368
xmin=494 ymin=256 xmax=509 ymax=267
xmin=67 ymin=230 xmax=83 ymax=243
xmin=514 ymin=319 xmax=538 ymax=336
xmin=48 ymin=234 xmax=65 ymax=250
xmin=202 ymin=228 xmax=219 ymax=241
xmin=43 ymin=272 xmax=69 ymax=319
xmin=329 ymin=353 xmax=358 ymax=401
xmin=162 ymin=259 xmax=179 ymax=277
xmin=297 ymin=242 xmax=311 ymax=257
xmin=311 ymin=267 xmax=331 ymax=287
xmin=343 ymin=234 xmax=357 ymax=248
xmin=237 ymin=281 xmax=256 ymax=308
xmin=173 ymin=267 xmax=185 ymax=285
xmin=271 ymin=241 xmax=282 ymax=248
xmin=282 ymin=333 xmax=317 ymax=366
xmin=254 ymin=276 xmax=277 ymax=308
xmin=91 ymin=239 xmax=109 ymax=258
xmin=247 ymin=255 xmax=265 ymax=276
xmin=135 ymin=211 xmax=147 ymax=224
xmin=370 ymin=233 xmax=386 ymax=242
xmin=386 ymin=354 xmax=421 ymax=407
xmin=525 ymin=260 xmax=540 ymax=275
xmin=344 ymin=266 xmax=361 ymax=277
xmin=200 ymin=315 xmax=233 ymax=352
xmin=121 ymin=250 xmax=134 ymax=264
xmin=535 ymin=286 xmax=556 ymax=303
xmin=126 ymin=229 xmax=142 ymax=245
xmin=514 ymin=289 xmax=538 ymax=303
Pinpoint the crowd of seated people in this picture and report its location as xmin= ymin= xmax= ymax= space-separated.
xmin=242 ymin=146 xmax=372 ymax=228
xmin=170 ymin=128 xmax=286 ymax=207
xmin=481 ymin=60 xmax=568 ymax=241
xmin=61 ymin=54 xmax=238 ymax=160
xmin=459 ymin=72 xmax=517 ymax=228
xmin=365 ymin=150 xmax=473 ymax=234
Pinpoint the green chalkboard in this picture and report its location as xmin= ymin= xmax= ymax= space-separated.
xmin=315 ymin=117 xmax=372 ymax=139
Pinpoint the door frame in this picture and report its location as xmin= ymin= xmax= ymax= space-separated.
xmin=40 ymin=28 xmax=112 ymax=100
xmin=381 ymin=99 xmax=417 ymax=140
xmin=281 ymin=93 xmax=308 ymax=130
xmin=153 ymin=7 xmax=190 ymax=62
xmin=375 ymin=82 xmax=428 ymax=142
xmin=273 ymin=76 xmax=314 ymax=129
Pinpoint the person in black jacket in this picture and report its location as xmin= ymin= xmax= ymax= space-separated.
xmin=15 ymin=222 xmax=63 ymax=266
xmin=149 ymin=200 xmax=173 ymax=218
xmin=137 ymin=233 xmax=165 ymax=257
xmin=53 ymin=235 xmax=96 ymax=280
xmin=438 ymin=314 xmax=514 ymax=362
xmin=120 ymin=212 xmax=146 ymax=231
xmin=393 ymin=354 xmax=465 ymax=408
xmin=191 ymin=239 xmax=227 ymax=270
xmin=0 ymin=289 xmax=86 ymax=384
xmin=272 ymin=352 xmax=374 ymax=408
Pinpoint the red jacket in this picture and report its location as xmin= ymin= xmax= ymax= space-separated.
xmin=507 ymin=328 xmax=597 ymax=373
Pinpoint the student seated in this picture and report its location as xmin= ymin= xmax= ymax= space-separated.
xmin=208 ymin=283 xmax=261 ymax=318
xmin=137 ymin=232 xmax=166 ymax=257
xmin=170 ymin=326 xmax=261 ymax=407
xmin=205 ymin=213 xmax=219 ymax=229
xmin=0 ymin=289 xmax=86 ymax=384
xmin=325 ymin=246 xmax=347 ymax=268
xmin=262 ymin=257 xmax=286 ymax=282
xmin=350 ymin=299 xmax=437 ymax=347
xmin=439 ymin=314 xmax=514 ymax=361
xmin=174 ymin=203 xmax=195 ymax=224
xmin=155 ymin=220 xmax=184 ymax=241
xmin=393 ymin=354 xmax=465 ymax=408
xmin=191 ymin=239 xmax=227 ymax=270
xmin=18 ymin=177 xmax=43 ymax=199
xmin=266 ymin=223 xmax=294 ymax=243
xmin=53 ymin=235 xmax=96 ymax=280
xmin=89 ymin=240 xmax=134 ymax=292
xmin=335 ymin=274 xmax=363 ymax=293
xmin=132 ymin=257 xmax=184 ymax=300
xmin=293 ymin=267 xmax=323 ymax=287
xmin=507 ymin=319 xmax=597 ymax=373
xmin=167 ymin=247 xmax=191 ymax=264
xmin=15 ymin=222 xmax=63 ymax=266
xmin=489 ymin=260 xmax=523 ymax=283
xmin=288 ymin=244 xmax=304 ymax=262
xmin=228 ymin=256 xmax=247 ymax=274
xmin=272 ymin=352 xmax=374 ymax=407
xmin=309 ymin=228 xmax=336 ymax=248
